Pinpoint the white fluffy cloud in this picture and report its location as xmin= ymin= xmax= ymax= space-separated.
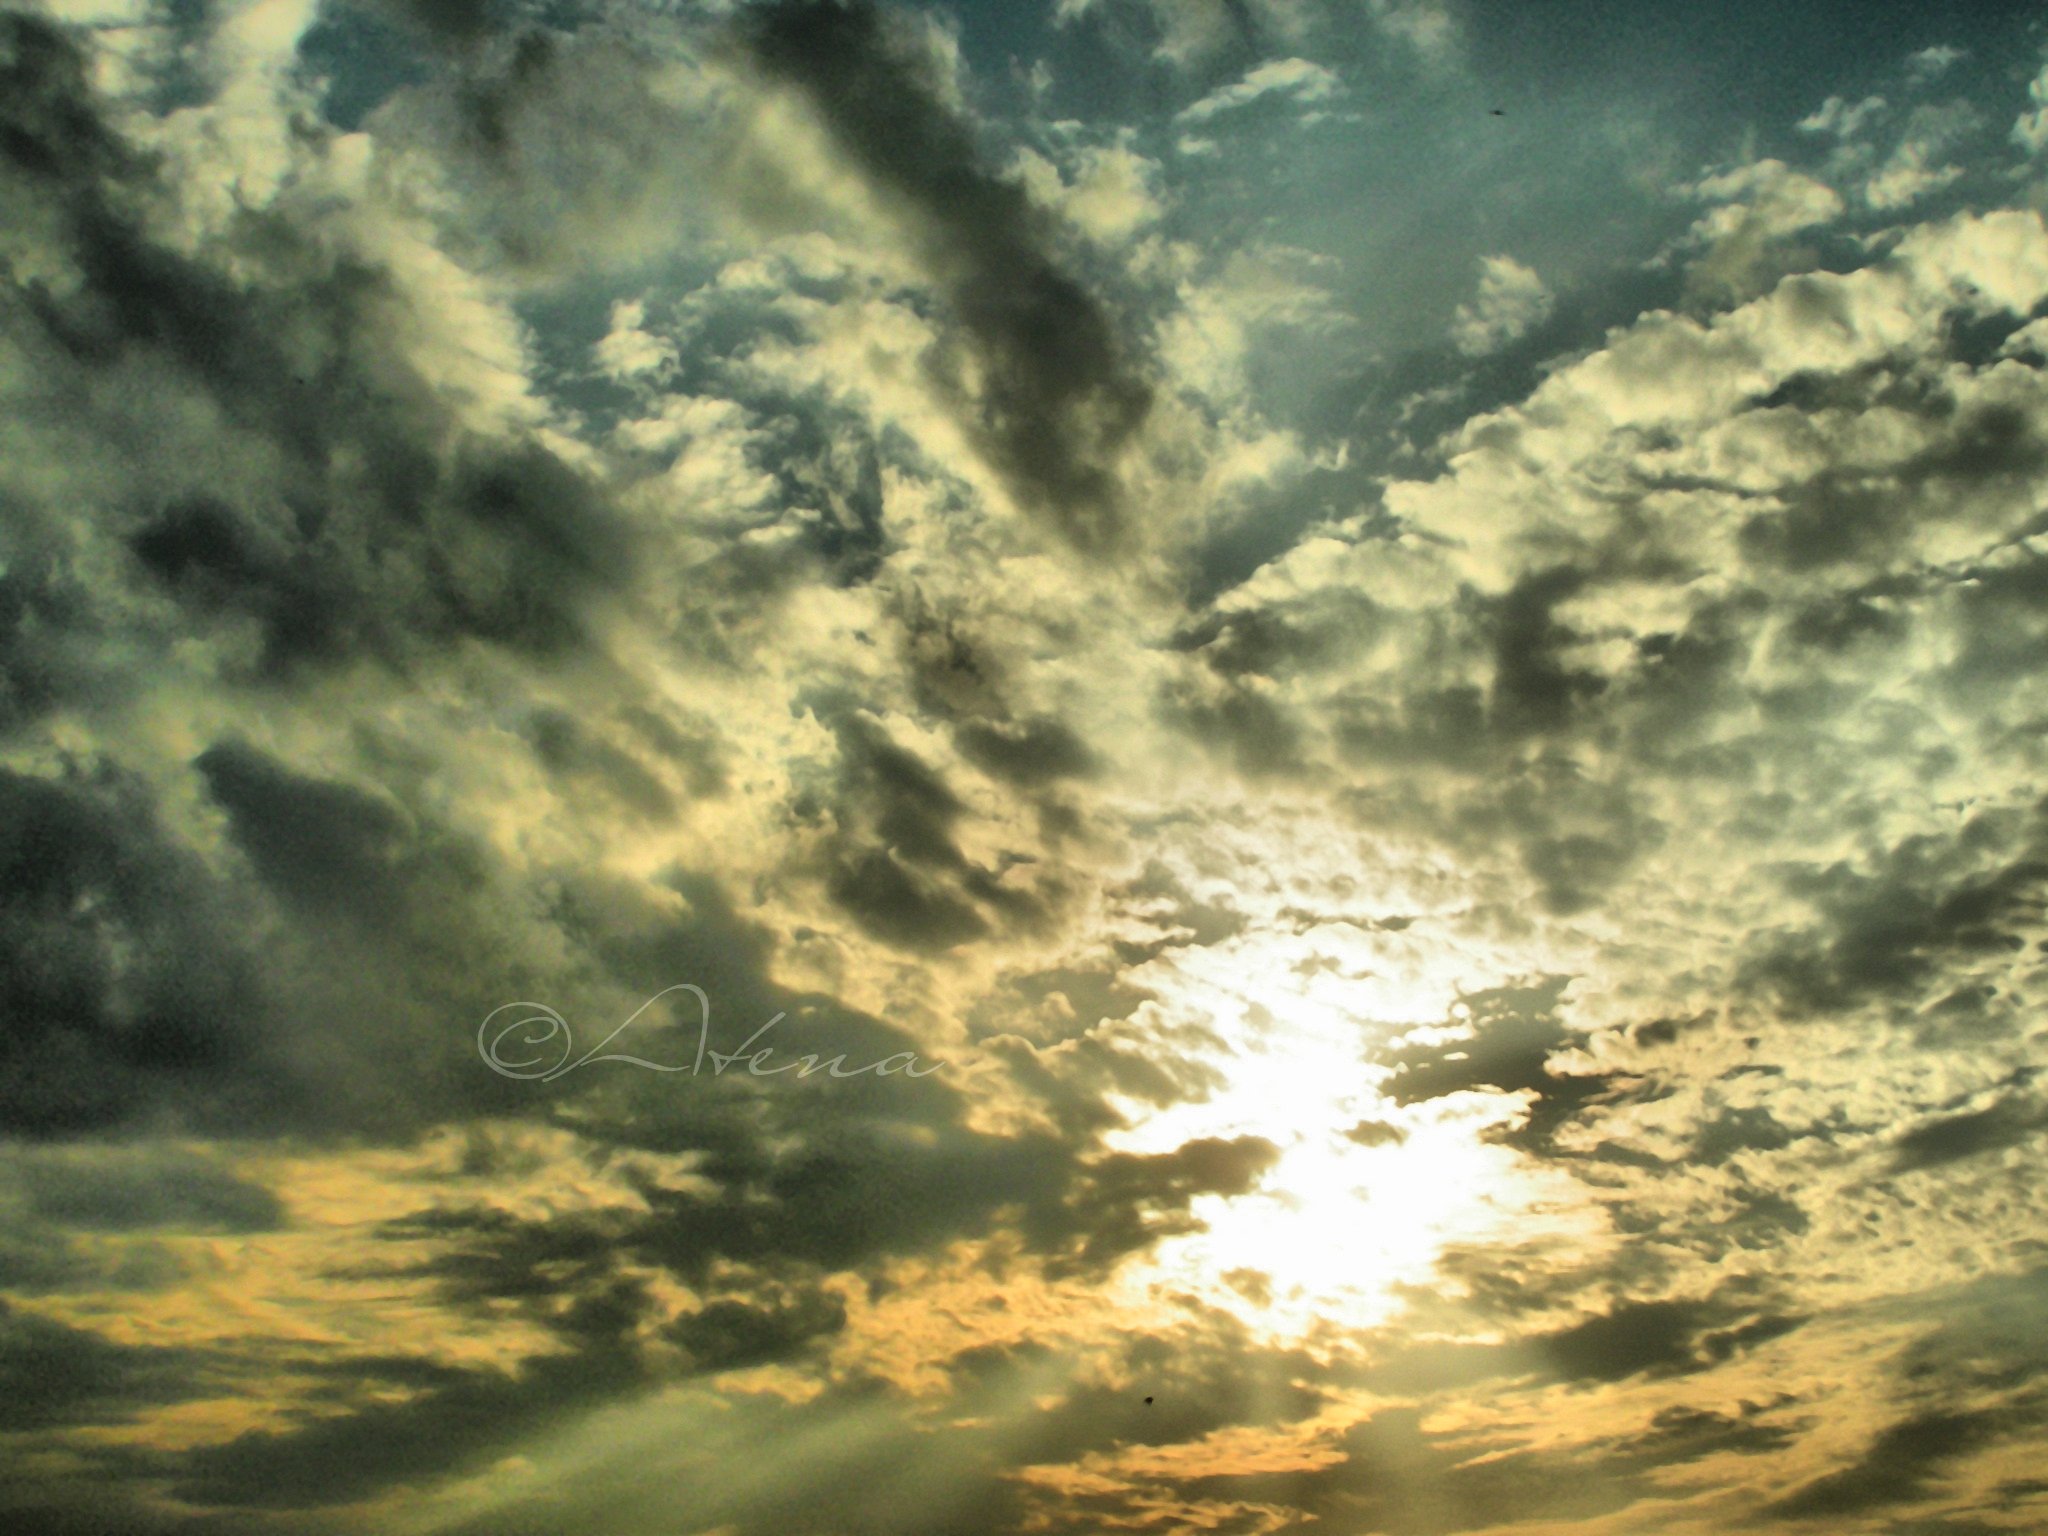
xmin=2016 ymin=57 xmax=2048 ymax=155
xmin=1449 ymin=253 xmax=1553 ymax=356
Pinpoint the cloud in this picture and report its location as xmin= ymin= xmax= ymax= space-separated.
xmin=0 ymin=762 xmax=274 ymax=1138
xmin=1013 ymin=143 xmax=1164 ymax=246
xmin=1769 ymin=1408 xmax=2010 ymax=1518
xmin=0 ymin=1300 xmax=211 ymax=1432
xmin=1799 ymin=93 xmax=1886 ymax=138
xmin=1674 ymin=158 xmax=1846 ymax=301
xmin=5 ymin=1145 xmax=284 ymax=1233
xmin=741 ymin=0 xmax=1154 ymax=553
xmin=1889 ymin=1092 xmax=2048 ymax=1173
xmin=1450 ymin=254 xmax=1553 ymax=356
xmin=1534 ymin=1295 xmax=1803 ymax=1383
xmin=1361 ymin=0 xmax=1456 ymax=59
xmin=9 ymin=4 xmax=2048 ymax=1533
xmin=1906 ymin=45 xmax=1966 ymax=84
xmin=1054 ymin=0 xmax=1318 ymax=70
xmin=1176 ymin=57 xmax=1341 ymax=124
xmin=2018 ymin=58 xmax=2048 ymax=155
xmin=1862 ymin=101 xmax=1977 ymax=211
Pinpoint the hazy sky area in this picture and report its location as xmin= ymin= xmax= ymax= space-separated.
xmin=7 ymin=1 xmax=2048 ymax=1532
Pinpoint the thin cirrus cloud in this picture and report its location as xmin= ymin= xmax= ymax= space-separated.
xmin=1174 ymin=56 xmax=1343 ymax=124
xmin=3 ymin=1 xmax=2048 ymax=1534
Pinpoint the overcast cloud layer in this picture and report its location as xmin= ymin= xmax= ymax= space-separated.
xmin=4 ymin=1 xmax=2048 ymax=1532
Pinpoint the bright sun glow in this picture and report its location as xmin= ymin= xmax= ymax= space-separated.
xmin=1106 ymin=936 xmax=1597 ymax=1339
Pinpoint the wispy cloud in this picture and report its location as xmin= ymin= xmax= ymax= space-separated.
xmin=1176 ymin=57 xmax=1342 ymax=124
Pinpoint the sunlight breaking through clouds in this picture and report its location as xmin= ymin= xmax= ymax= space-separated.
xmin=4 ymin=2 xmax=2048 ymax=1534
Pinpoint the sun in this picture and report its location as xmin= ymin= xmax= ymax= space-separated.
xmin=1101 ymin=939 xmax=1588 ymax=1340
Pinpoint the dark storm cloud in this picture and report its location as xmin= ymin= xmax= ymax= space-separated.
xmin=159 ymin=1275 xmax=843 ymax=1512
xmin=14 ymin=711 xmax=954 ymax=1147
xmin=665 ymin=1285 xmax=849 ymax=1372
xmin=1740 ymin=393 xmax=2048 ymax=572
xmin=1494 ymin=761 xmax=1663 ymax=917
xmin=0 ymin=763 xmax=270 ymax=1137
xmin=1113 ymin=857 xmax=1248 ymax=952
xmin=526 ymin=707 xmax=679 ymax=822
xmin=1172 ymin=604 xmax=1341 ymax=681
xmin=894 ymin=590 xmax=1012 ymax=719
xmin=365 ymin=1202 xmax=631 ymax=1308
xmin=1728 ymin=1184 xmax=1813 ymax=1241
xmin=619 ymin=704 xmax=730 ymax=797
xmin=452 ymin=27 xmax=560 ymax=162
xmin=1185 ymin=572 xmax=1665 ymax=910
xmin=170 ymin=1309 xmax=651 ymax=1508
xmin=1031 ymin=1133 xmax=1280 ymax=1277
xmin=196 ymin=739 xmax=419 ymax=922
xmin=741 ymin=0 xmax=1153 ymax=551
xmin=3 ymin=16 xmax=640 ymax=685
xmin=1486 ymin=566 xmax=1608 ymax=737
xmin=1331 ymin=681 xmax=1494 ymax=773
xmin=0 ymin=494 xmax=95 ymax=734
xmin=0 ymin=739 xmax=503 ymax=1141
xmin=830 ymin=711 xmax=972 ymax=870
xmin=372 ymin=1123 xmax=1275 ymax=1312
xmin=0 ymin=11 xmax=136 ymax=195
xmin=1344 ymin=1117 xmax=1408 ymax=1147
xmin=1768 ymin=1407 xmax=2010 ymax=1519
xmin=1376 ymin=978 xmax=1638 ymax=1154
xmin=1690 ymin=1104 xmax=1801 ymax=1165
xmin=0 ymin=1300 xmax=211 ymax=1431
xmin=1156 ymin=669 xmax=1310 ymax=779
xmin=1609 ymin=1402 xmax=1799 ymax=1465
xmin=363 ymin=0 xmax=498 ymax=49
xmin=760 ymin=419 xmax=890 ymax=584
xmin=189 ymin=736 xmax=960 ymax=1133
xmin=517 ymin=863 xmax=964 ymax=1129
xmin=1537 ymin=1296 xmax=1804 ymax=1383
xmin=954 ymin=716 xmax=1100 ymax=787
xmin=883 ymin=592 xmax=1099 ymax=830
xmin=1889 ymin=1090 xmax=2048 ymax=1173
xmin=1947 ymin=548 xmax=2048 ymax=692
xmin=15 ymin=1147 xmax=284 ymax=1234
xmin=978 ymin=1014 xmax=1229 ymax=1143
xmin=1361 ymin=1284 xmax=1803 ymax=1397
xmin=824 ymin=843 xmax=992 ymax=950
xmin=1742 ymin=811 xmax=2048 ymax=1017
xmin=191 ymin=1122 xmax=1287 ymax=1509
xmin=798 ymin=708 xmax=1064 ymax=952
xmin=633 ymin=1125 xmax=1279 ymax=1281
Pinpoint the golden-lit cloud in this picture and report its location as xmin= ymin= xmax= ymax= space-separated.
xmin=5 ymin=3 xmax=2048 ymax=1533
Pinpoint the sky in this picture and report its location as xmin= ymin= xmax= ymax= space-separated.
xmin=4 ymin=1 xmax=2048 ymax=1532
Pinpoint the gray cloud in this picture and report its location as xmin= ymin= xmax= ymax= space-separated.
xmin=0 ymin=1300 xmax=211 ymax=1432
xmin=8 ymin=3 xmax=2048 ymax=1532
xmin=741 ymin=0 xmax=1153 ymax=551
xmin=1769 ymin=1408 xmax=2010 ymax=1519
